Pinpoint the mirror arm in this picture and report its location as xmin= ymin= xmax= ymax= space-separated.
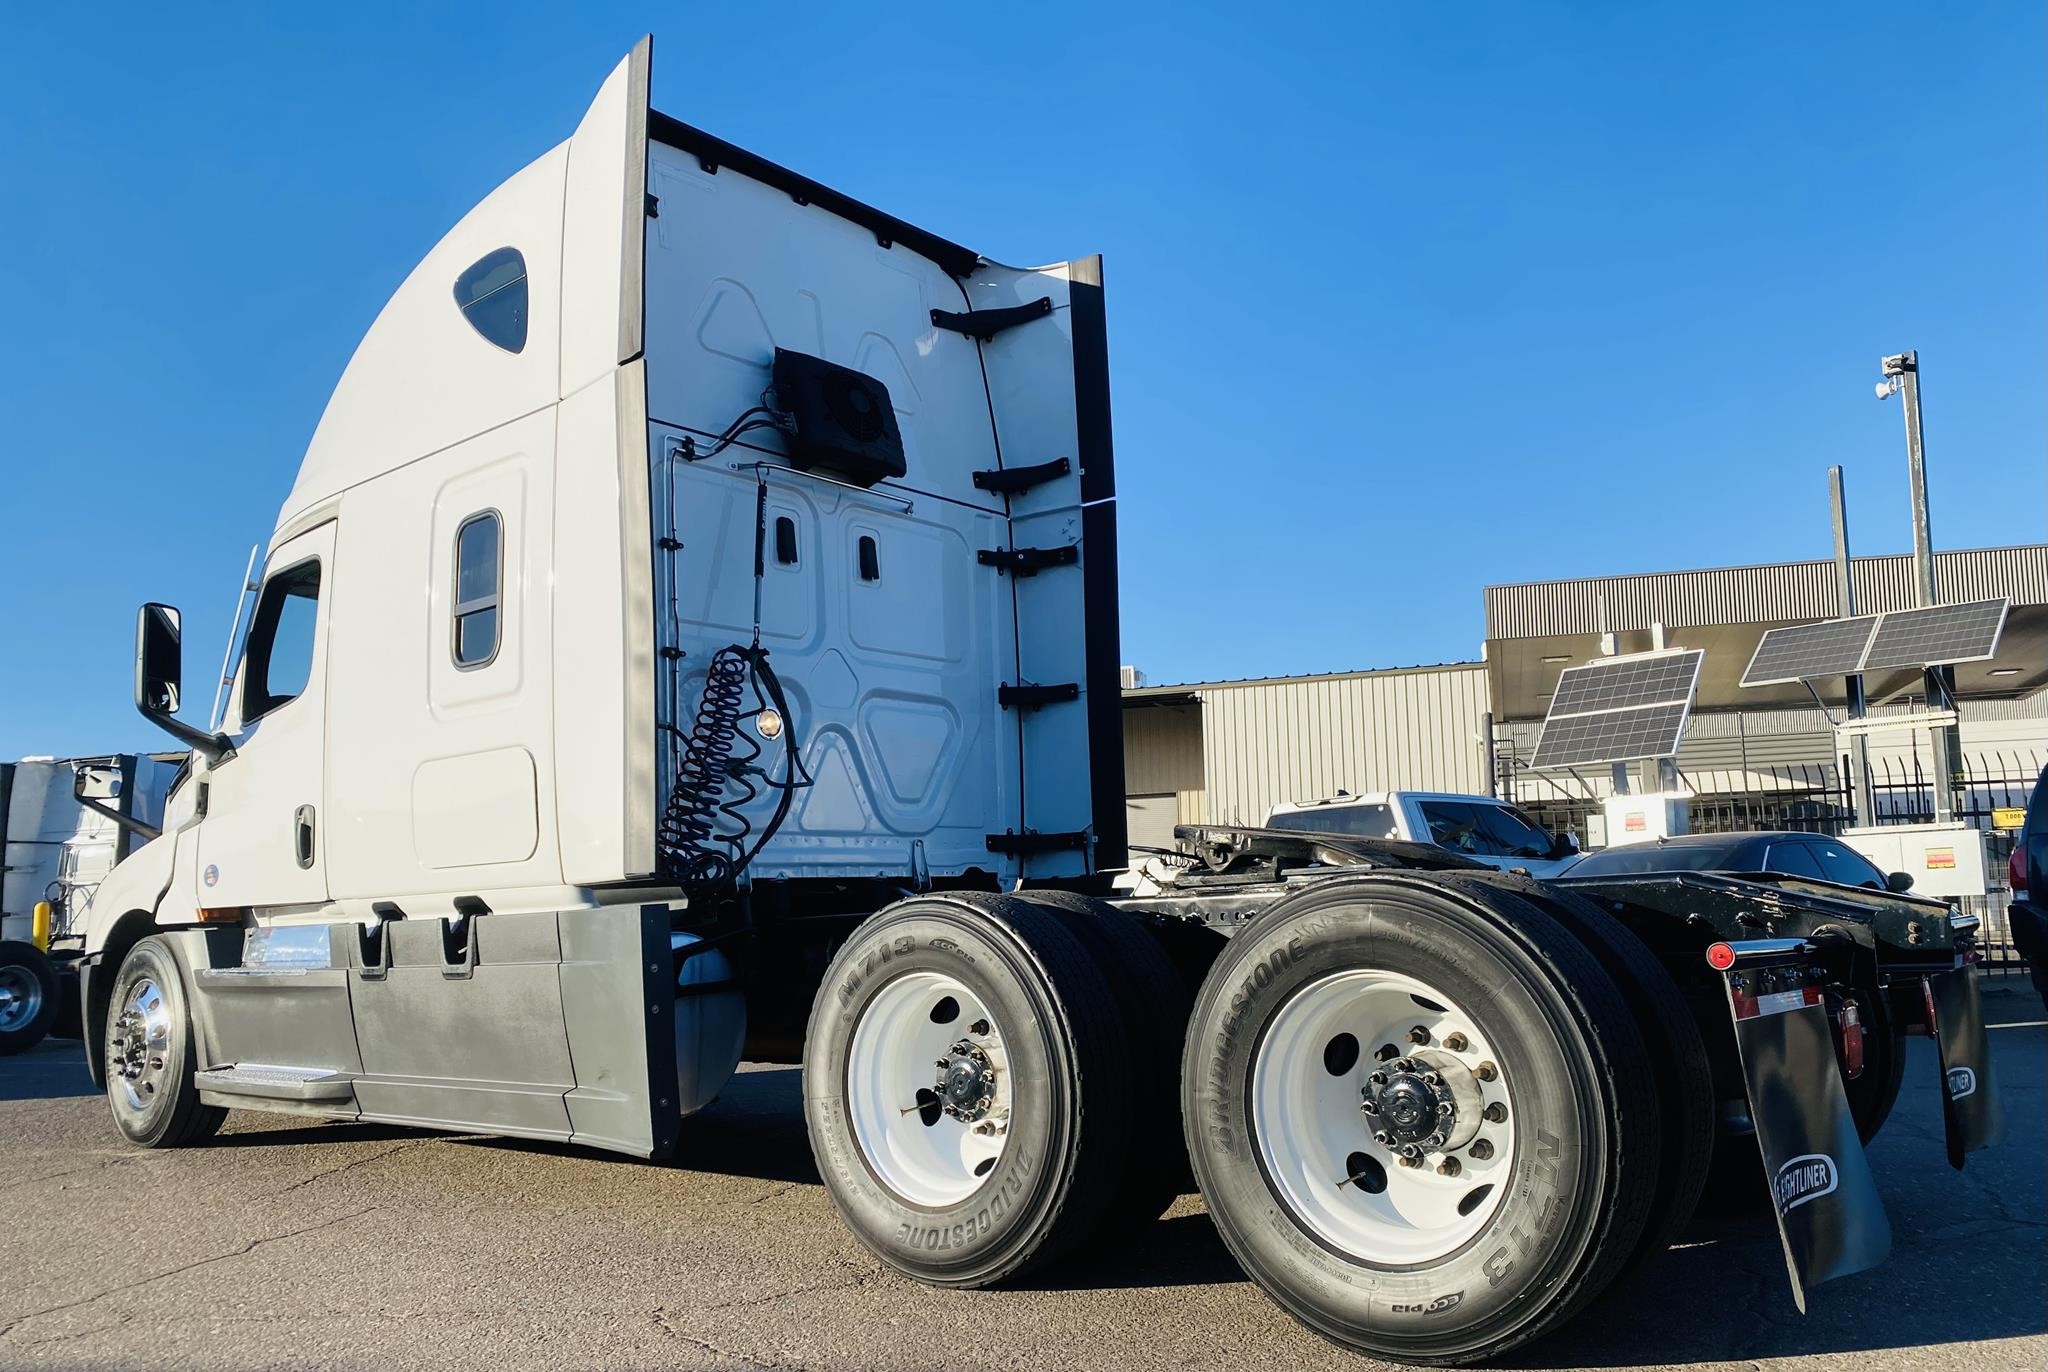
xmin=73 ymin=792 xmax=162 ymax=843
xmin=138 ymin=706 xmax=232 ymax=765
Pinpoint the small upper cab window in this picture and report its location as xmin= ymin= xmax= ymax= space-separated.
xmin=453 ymin=248 xmax=527 ymax=353
xmin=454 ymin=512 xmax=502 ymax=668
xmin=242 ymin=559 xmax=322 ymax=722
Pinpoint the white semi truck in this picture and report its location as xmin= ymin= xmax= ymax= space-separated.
xmin=70 ymin=41 xmax=2001 ymax=1365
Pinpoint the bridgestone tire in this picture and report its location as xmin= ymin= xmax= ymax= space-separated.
xmin=1182 ymin=874 xmax=1662 ymax=1365
xmin=105 ymin=937 xmax=225 ymax=1148
xmin=1443 ymin=872 xmax=1714 ymax=1264
xmin=804 ymin=893 xmax=1136 ymax=1287
xmin=0 ymin=940 xmax=60 ymax=1055
xmin=1017 ymin=889 xmax=1195 ymax=1221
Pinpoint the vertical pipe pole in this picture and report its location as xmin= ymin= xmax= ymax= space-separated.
xmin=1892 ymin=351 xmax=1957 ymax=821
xmin=1829 ymin=467 xmax=1875 ymax=826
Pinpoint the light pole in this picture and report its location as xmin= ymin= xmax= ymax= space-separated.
xmin=1876 ymin=350 xmax=1958 ymax=821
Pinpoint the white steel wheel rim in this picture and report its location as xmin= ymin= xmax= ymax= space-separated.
xmin=1252 ymin=969 xmax=1515 ymax=1265
xmin=846 ymin=971 xmax=1010 ymax=1208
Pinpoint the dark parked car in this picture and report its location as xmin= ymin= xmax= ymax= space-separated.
xmin=2005 ymin=765 xmax=2048 ymax=1011
xmin=1564 ymin=830 xmax=1913 ymax=892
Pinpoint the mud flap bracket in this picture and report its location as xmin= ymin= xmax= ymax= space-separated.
xmin=1711 ymin=938 xmax=1891 ymax=1311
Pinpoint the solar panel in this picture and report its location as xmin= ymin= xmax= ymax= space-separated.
xmin=1741 ymin=615 xmax=1880 ymax=687
xmin=1861 ymin=598 xmax=2009 ymax=671
xmin=1531 ymin=702 xmax=1690 ymax=769
xmin=1531 ymin=649 xmax=1703 ymax=770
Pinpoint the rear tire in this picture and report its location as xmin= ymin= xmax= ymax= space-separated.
xmin=1445 ymin=872 xmax=1714 ymax=1262
xmin=1182 ymin=874 xmax=1661 ymax=1365
xmin=1017 ymin=889 xmax=1194 ymax=1222
xmin=104 ymin=936 xmax=225 ymax=1148
xmin=0 ymin=940 xmax=60 ymax=1055
xmin=803 ymin=893 xmax=1135 ymax=1286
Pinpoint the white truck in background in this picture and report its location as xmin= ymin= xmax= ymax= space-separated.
xmin=1 ymin=755 xmax=178 ymax=1052
xmin=57 ymin=39 xmax=2001 ymax=1366
xmin=1266 ymin=790 xmax=1581 ymax=878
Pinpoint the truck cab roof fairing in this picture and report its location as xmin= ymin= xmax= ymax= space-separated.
xmin=279 ymin=40 xmax=652 ymax=530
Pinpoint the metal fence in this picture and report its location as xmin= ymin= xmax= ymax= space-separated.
xmin=1505 ymin=751 xmax=2042 ymax=977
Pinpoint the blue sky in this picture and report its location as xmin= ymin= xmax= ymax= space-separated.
xmin=1 ymin=3 xmax=2041 ymax=760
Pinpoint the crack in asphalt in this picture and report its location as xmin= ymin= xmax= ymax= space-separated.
xmin=651 ymin=1307 xmax=791 ymax=1369
xmin=0 ymin=1206 xmax=381 ymax=1344
xmin=267 ymin=1139 xmax=430 ymax=1197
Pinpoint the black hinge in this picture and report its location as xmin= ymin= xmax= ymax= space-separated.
xmin=999 ymin=682 xmax=1079 ymax=711
xmin=977 ymin=544 xmax=1079 ymax=577
xmin=645 ymin=192 xmax=660 ymax=219
xmin=985 ymin=830 xmax=1088 ymax=856
xmin=972 ymin=456 xmax=1070 ymax=496
xmin=931 ymin=296 xmax=1053 ymax=341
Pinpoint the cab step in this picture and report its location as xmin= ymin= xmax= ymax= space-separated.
xmin=195 ymin=1064 xmax=358 ymax=1102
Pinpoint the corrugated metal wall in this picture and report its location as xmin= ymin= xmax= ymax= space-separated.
xmin=1194 ymin=666 xmax=1492 ymax=825
xmin=1486 ymin=545 xmax=2048 ymax=639
xmin=1122 ymin=701 xmax=1206 ymax=826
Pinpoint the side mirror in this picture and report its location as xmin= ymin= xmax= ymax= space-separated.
xmin=73 ymin=764 xmax=122 ymax=801
xmin=134 ymin=603 xmax=229 ymax=762
xmin=1549 ymin=830 xmax=1581 ymax=861
xmin=1886 ymin=870 xmax=1915 ymax=894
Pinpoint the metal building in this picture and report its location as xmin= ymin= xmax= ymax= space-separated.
xmin=1123 ymin=544 xmax=2048 ymax=856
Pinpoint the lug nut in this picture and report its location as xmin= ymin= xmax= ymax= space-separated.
xmin=1437 ymin=1157 xmax=1462 ymax=1177
xmin=1475 ymin=1060 xmax=1498 ymax=1082
xmin=1443 ymin=1032 xmax=1469 ymax=1053
xmin=1372 ymin=1130 xmax=1392 ymax=1146
xmin=1397 ymin=1154 xmax=1422 ymax=1168
xmin=970 ymin=1019 xmax=991 ymax=1036
xmin=1407 ymin=1025 xmax=1431 ymax=1045
xmin=1483 ymin=1102 xmax=1508 ymax=1123
xmin=1469 ymin=1139 xmax=1495 ymax=1160
xmin=1368 ymin=1070 xmax=1388 ymax=1087
xmin=1360 ymin=1098 xmax=1380 ymax=1116
xmin=1423 ymin=1071 xmax=1443 ymax=1087
xmin=1437 ymin=1101 xmax=1454 ymax=1117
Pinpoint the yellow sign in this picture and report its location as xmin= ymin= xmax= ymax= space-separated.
xmin=1992 ymin=807 xmax=2027 ymax=831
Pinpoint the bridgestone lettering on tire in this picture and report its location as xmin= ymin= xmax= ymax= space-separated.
xmin=1181 ymin=874 xmax=1662 ymax=1365
xmin=803 ymin=893 xmax=1136 ymax=1287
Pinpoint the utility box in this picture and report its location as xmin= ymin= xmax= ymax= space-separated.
xmin=1841 ymin=823 xmax=1988 ymax=900
xmin=1601 ymin=792 xmax=1690 ymax=847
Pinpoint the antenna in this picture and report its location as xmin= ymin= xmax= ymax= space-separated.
xmin=208 ymin=545 xmax=262 ymax=730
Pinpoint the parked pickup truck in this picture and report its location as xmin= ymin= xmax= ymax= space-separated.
xmin=1267 ymin=791 xmax=1581 ymax=877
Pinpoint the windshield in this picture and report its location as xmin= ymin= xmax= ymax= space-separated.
xmin=1416 ymin=800 xmax=1557 ymax=859
xmin=1267 ymin=803 xmax=1398 ymax=840
xmin=1566 ymin=841 xmax=1746 ymax=875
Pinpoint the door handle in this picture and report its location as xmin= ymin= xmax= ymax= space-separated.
xmin=294 ymin=805 xmax=316 ymax=869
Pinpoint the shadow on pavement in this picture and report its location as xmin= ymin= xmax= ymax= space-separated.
xmin=0 ymin=1038 xmax=96 ymax=1101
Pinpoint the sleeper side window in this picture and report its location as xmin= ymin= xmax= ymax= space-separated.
xmin=241 ymin=559 xmax=322 ymax=723
xmin=453 ymin=512 xmax=502 ymax=669
xmin=453 ymin=248 xmax=528 ymax=353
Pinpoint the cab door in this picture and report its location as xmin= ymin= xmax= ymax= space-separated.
xmin=198 ymin=522 xmax=334 ymax=911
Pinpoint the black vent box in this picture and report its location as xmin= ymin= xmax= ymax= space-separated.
xmin=770 ymin=349 xmax=906 ymax=487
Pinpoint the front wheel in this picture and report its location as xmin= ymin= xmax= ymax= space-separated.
xmin=104 ymin=937 xmax=225 ymax=1148
xmin=1182 ymin=875 xmax=1662 ymax=1365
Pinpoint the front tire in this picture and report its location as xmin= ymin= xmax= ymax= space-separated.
xmin=0 ymin=940 xmax=59 ymax=1055
xmin=803 ymin=893 xmax=1135 ymax=1287
xmin=1182 ymin=875 xmax=1661 ymax=1365
xmin=104 ymin=936 xmax=224 ymax=1148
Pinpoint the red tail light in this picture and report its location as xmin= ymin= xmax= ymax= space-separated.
xmin=2011 ymin=845 xmax=2028 ymax=898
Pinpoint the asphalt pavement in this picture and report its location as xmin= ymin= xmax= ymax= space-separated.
xmin=1 ymin=986 xmax=2041 ymax=1372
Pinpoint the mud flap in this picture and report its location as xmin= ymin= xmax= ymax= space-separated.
xmin=1923 ymin=967 xmax=2004 ymax=1168
xmin=1713 ymin=941 xmax=1890 ymax=1311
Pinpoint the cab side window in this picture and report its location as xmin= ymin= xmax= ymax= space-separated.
xmin=453 ymin=512 xmax=502 ymax=669
xmin=1808 ymin=840 xmax=1884 ymax=889
xmin=242 ymin=559 xmax=322 ymax=722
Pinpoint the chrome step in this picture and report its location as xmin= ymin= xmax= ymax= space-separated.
xmin=194 ymin=1064 xmax=359 ymax=1102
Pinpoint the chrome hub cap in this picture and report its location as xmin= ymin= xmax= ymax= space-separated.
xmin=108 ymin=977 xmax=173 ymax=1112
xmin=0 ymin=964 xmax=40 ymax=1034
